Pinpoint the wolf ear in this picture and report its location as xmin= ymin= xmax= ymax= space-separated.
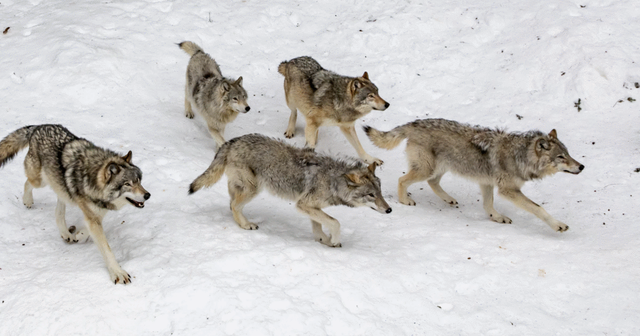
xmin=362 ymin=71 xmax=369 ymax=80
xmin=536 ymin=138 xmax=550 ymax=151
xmin=222 ymin=81 xmax=230 ymax=91
xmin=344 ymin=172 xmax=363 ymax=187
xmin=352 ymin=79 xmax=362 ymax=90
xmin=367 ymin=162 xmax=377 ymax=174
xmin=122 ymin=151 xmax=132 ymax=163
xmin=548 ymin=129 xmax=557 ymax=139
xmin=103 ymin=162 xmax=120 ymax=182
xmin=235 ymin=76 xmax=243 ymax=86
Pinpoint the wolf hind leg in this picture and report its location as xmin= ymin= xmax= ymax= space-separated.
xmin=311 ymin=220 xmax=331 ymax=244
xmin=228 ymin=171 xmax=259 ymax=230
xmin=427 ymin=172 xmax=458 ymax=207
xmin=23 ymin=180 xmax=34 ymax=208
xmin=22 ymin=149 xmax=43 ymax=208
xmin=480 ymin=184 xmax=511 ymax=224
xmin=55 ymin=199 xmax=78 ymax=243
xmin=185 ymin=78 xmax=194 ymax=119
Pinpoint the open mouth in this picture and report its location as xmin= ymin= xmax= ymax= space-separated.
xmin=126 ymin=197 xmax=145 ymax=208
xmin=564 ymin=170 xmax=581 ymax=175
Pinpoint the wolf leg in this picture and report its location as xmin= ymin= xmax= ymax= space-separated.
xmin=296 ymin=203 xmax=341 ymax=247
xmin=427 ymin=173 xmax=458 ymax=207
xmin=311 ymin=220 xmax=331 ymax=243
xmin=77 ymin=202 xmax=131 ymax=284
xmin=207 ymin=123 xmax=227 ymax=148
xmin=480 ymin=184 xmax=511 ymax=223
xmin=339 ymin=125 xmax=382 ymax=166
xmin=185 ymin=79 xmax=194 ymax=119
xmin=23 ymin=180 xmax=34 ymax=208
xmin=304 ymin=122 xmax=320 ymax=149
xmin=55 ymin=199 xmax=78 ymax=243
xmin=498 ymin=188 xmax=568 ymax=232
xmin=228 ymin=174 xmax=259 ymax=230
xmin=284 ymin=103 xmax=298 ymax=138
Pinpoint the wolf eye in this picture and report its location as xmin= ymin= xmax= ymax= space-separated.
xmin=124 ymin=182 xmax=132 ymax=187
xmin=233 ymin=97 xmax=238 ymax=101
xmin=368 ymin=193 xmax=375 ymax=198
xmin=368 ymin=94 xmax=375 ymax=99
xmin=557 ymin=155 xmax=566 ymax=160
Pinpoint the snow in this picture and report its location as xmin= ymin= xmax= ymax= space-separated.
xmin=1 ymin=0 xmax=639 ymax=335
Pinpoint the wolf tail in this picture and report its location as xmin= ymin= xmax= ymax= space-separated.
xmin=188 ymin=141 xmax=231 ymax=194
xmin=178 ymin=41 xmax=203 ymax=57
xmin=0 ymin=125 xmax=36 ymax=168
xmin=363 ymin=125 xmax=407 ymax=150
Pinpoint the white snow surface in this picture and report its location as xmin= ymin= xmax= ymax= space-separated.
xmin=1 ymin=0 xmax=639 ymax=335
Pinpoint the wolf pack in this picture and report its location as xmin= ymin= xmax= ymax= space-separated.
xmin=0 ymin=41 xmax=585 ymax=284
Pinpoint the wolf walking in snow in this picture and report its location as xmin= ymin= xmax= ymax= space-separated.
xmin=0 ymin=124 xmax=150 ymax=284
xmin=179 ymin=41 xmax=250 ymax=148
xmin=188 ymin=133 xmax=392 ymax=247
xmin=364 ymin=119 xmax=584 ymax=232
xmin=278 ymin=56 xmax=389 ymax=165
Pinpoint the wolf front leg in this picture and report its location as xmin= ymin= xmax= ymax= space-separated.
xmin=296 ymin=203 xmax=341 ymax=247
xmin=55 ymin=199 xmax=78 ymax=243
xmin=498 ymin=188 xmax=568 ymax=232
xmin=339 ymin=125 xmax=383 ymax=166
xmin=77 ymin=202 xmax=132 ymax=284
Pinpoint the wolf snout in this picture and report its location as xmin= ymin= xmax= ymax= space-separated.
xmin=144 ymin=192 xmax=151 ymax=200
xmin=579 ymin=164 xmax=585 ymax=171
xmin=385 ymin=207 xmax=392 ymax=214
xmin=244 ymin=106 xmax=251 ymax=113
xmin=384 ymin=102 xmax=390 ymax=109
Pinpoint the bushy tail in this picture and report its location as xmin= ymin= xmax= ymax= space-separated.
xmin=178 ymin=41 xmax=203 ymax=57
xmin=363 ymin=125 xmax=407 ymax=150
xmin=0 ymin=125 xmax=35 ymax=168
xmin=188 ymin=142 xmax=231 ymax=194
xmin=277 ymin=61 xmax=289 ymax=76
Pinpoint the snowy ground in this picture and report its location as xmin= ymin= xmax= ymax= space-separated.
xmin=1 ymin=0 xmax=639 ymax=335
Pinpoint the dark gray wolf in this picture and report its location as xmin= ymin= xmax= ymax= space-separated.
xmin=364 ymin=119 xmax=584 ymax=232
xmin=0 ymin=124 xmax=150 ymax=284
xmin=188 ymin=134 xmax=392 ymax=247
xmin=179 ymin=41 xmax=250 ymax=147
xmin=278 ymin=56 xmax=389 ymax=165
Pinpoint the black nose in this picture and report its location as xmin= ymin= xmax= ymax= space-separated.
xmin=245 ymin=106 xmax=251 ymax=112
xmin=385 ymin=208 xmax=392 ymax=214
xmin=384 ymin=102 xmax=390 ymax=109
xmin=144 ymin=193 xmax=151 ymax=200
xmin=578 ymin=165 xmax=584 ymax=171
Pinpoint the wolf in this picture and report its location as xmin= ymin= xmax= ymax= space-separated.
xmin=0 ymin=124 xmax=151 ymax=284
xmin=278 ymin=56 xmax=389 ymax=165
xmin=364 ymin=119 xmax=584 ymax=232
xmin=188 ymin=133 xmax=392 ymax=247
xmin=179 ymin=41 xmax=250 ymax=147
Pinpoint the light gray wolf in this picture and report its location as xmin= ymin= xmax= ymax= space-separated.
xmin=179 ymin=41 xmax=250 ymax=147
xmin=188 ymin=133 xmax=392 ymax=247
xmin=0 ymin=124 xmax=151 ymax=284
xmin=278 ymin=56 xmax=389 ymax=165
xmin=364 ymin=119 xmax=584 ymax=232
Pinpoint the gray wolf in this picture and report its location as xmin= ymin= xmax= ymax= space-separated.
xmin=179 ymin=41 xmax=250 ymax=147
xmin=364 ymin=119 xmax=584 ymax=232
xmin=278 ymin=56 xmax=389 ymax=165
xmin=0 ymin=124 xmax=151 ymax=284
xmin=188 ymin=133 xmax=392 ymax=247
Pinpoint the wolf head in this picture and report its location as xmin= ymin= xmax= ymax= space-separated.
xmin=535 ymin=129 xmax=584 ymax=176
xmin=100 ymin=151 xmax=151 ymax=210
xmin=351 ymin=72 xmax=390 ymax=111
xmin=343 ymin=163 xmax=392 ymax=214
xmin=222 ymin=77 xmax=250 ymax=113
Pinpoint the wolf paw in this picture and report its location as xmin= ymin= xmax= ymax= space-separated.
xmin=61 ymin=227 xmax=79 ymax=244
xmin=362 ymin=156 xmax=383 ymax=166
xmin=552 ymin=222 xmax=569 ymax=232
xmin=284 ymin=129 xmax=295 ymax=138
xmin=399 ymin=196 xmax=416 ymax=206
xmin=23 ymin=196 xmax=33 ymax=208
xmin=240 ymin=222 xmax=259 ymax=230
xmin=490 ymin=213 xmax=512 ymax=224
xmin=185 ymin=111 xmax=194 ymax=119
xmin=74 ymin=227 xmax=90 ymax=243
xmin=445 ymin=199 xmax=459 ymax=208
xmin=109 ymin=267 xmax=131 ymax=285
xmin=317 ymin=236 xmax=342 ymax=248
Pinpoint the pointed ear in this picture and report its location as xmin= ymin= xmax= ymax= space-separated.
xmin=367 ymin=162 xmax=376 ymax=174
xmin=536 ymin=138 xmax=550 ymax=151
xmin=235 ymin=76 xmax=243 ymax=86
xmin=222 ymin=81 xmax=230 ymax=91
xmin=104 ymin=162 xmax=120 ymax=182
xmin=362 ymin=71 xmax=369 ymax=80
xmin=548 ymin=129 xmax=557 ymax=139
xmin=352 ymin=79 xmax=362 ymax=91
xmin=344 ymin=172 xmax=362 ymax=186
xmin=122 ymin=151 xmax=132 ymax=163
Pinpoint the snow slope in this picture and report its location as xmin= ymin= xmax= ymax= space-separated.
xmin=1 ymin=0 xmax=639 ymax=335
